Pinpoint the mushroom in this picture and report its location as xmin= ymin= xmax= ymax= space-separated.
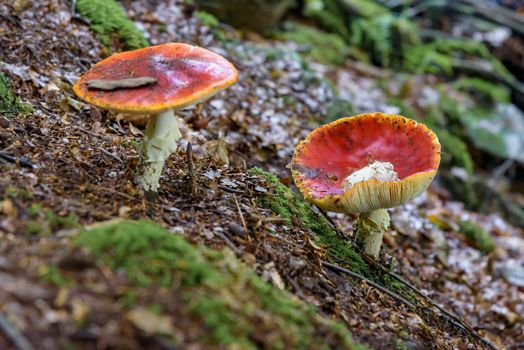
xmin=74 ymin=43 xmax=238 ymax=195
xmin=291 ymin=113 xmax=441 ymax=258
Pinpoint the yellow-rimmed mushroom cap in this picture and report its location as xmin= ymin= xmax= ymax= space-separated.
xmin=291 ymin=113 xmax=441 ymax=213
xmin=74 ymin=43 xmax=238 ymax=114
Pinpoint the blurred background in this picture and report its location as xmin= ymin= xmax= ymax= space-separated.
xmin=190 ymin=0 xmax=524 ymax=227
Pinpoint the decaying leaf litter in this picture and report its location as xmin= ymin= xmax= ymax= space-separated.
xmin=0 ymin=0 xmax=523 ymax=349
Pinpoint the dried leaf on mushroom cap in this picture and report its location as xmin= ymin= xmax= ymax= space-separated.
xmin=74 ymin=43 xmax=238 ymax=114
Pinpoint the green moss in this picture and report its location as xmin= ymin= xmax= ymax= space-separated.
xmin=351 ymin=14 xmax=420 ymax=68
xmin=193 ymin=10 xmax=220 ymax=28
xmin=326 ymin=97 xmax=354 ymax=123
xmin=436 ymin=129 xmax=474 ymax=176
xmin=39 ymin=265 xmax=73 ymax=286
xmin=303 ymin=0 xmax=351 ymax=40
xmin=393 ymin=339 xmax=409 ymax=350
xmin=193 ymin=10 xmax=227 ymax=41
xmin=404 ymin=37 xmax=513 ymax=80
xmin=75 ymin=220 xmax=365 ymax=349
xmin=25 ymin=204 xmax=78 ymax=235
xmin=278 ymin=22 xmax=350 ymax=66
xmin=250 ymin=167 xmax=413 ymax=302
xmin=75 ymin=0 xmax=149 ymax=50
xmin=250 ymin=168 xmax=368 ymax=274
xmin=47 ymin=211 xmax=79 ymax=230
xmin=339 ymin=0 xmax=389 ymax=18
xmin=5 ymin=186 xmax=30 ymax=199
xmin=75 ymin=220 xmax=215 ymax=288
xmin=0 ymin=72 xmax=33 ymax=117
xmin=457 ymin=220 xmax=495 ymax=254
xmin=453 ymin=78 xmax=510 ymax=105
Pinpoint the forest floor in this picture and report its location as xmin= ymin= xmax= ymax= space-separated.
xmin=0 ymin=1 xmax=523 ymax=349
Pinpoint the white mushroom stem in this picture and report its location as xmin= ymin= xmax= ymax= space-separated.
xmin=355 ymin=209 xmax=390 ymax=258
xmin=343 ymin=161 xmax=397 ymax=258
xmin=135 ymin=109 xmax=181 ymax=193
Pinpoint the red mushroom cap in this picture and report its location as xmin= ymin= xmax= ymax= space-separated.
xmin=291 ymin=113 xmax=441 ymax=213
xmin=74 ymin=43 xmax=238 ymax=113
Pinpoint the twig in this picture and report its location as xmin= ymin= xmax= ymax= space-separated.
xmin=364 ymin=256 xmax=500 ymax=350
xmin=186 ymin=143 xmax=197 ymax=196
xmin=97 ymin=147 xmax=123 ymax=164
xmin=71 ymin=0 xmax=91 ymax=25
xmin=321 ymin=260 xmax=416 ymax=309
xmin=0 ymin=314 xmax=34 ymax=350
xmin=314 ymin=205 xmax=499 ymax=350
xmin=233 ymin=194 xmax=248 ymax=232
xmin=218 ymin=185 xmax=244 ymax=194
xmin=73 ymin=125 xmax=112 ymax=141
xmin=215 ymin=231 xmax=242 ymax=255
xmin=89 ymin=184 xmax=136 ymax=201
xmin=0 ymin=152 xmax=36 ymax=168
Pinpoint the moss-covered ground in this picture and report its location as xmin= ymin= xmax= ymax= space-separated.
xmin=457 ymin=220 xmax=495 ymax=254
xmin=0 ymin=72 xmax=33 ymax=117
xmin=0 ymin=1 xmax=518 ymax=348
xmin=72 ymin=220 xmax=367 ymax=350
xmin=250 ymin=167 xmax=411 ymax=295
xmin=75 ymin=0 xmax=149 ymax=50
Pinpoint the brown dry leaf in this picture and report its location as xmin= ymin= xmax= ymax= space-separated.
xmin=1 ymin=199 xmax=15 ymax=216
xmin=54 ymin=287 xmax=69 ymax=308
xmin=71 ymin=298 xmax=89 ymax=323
xmin=205 ymin=139 xmax=229 ymax=165
xmin=262 ymin=262 xmax=285 ymax=290
xmin=127 ymin=308 xmax=175 ymax=336
xmin=128 ymin=122 xmax=145 ymax=136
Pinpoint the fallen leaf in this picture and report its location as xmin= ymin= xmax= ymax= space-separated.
xmin=127 ymin=307 xmax=175 ymax=336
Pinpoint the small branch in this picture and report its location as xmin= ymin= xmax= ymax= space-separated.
xmin=364 ymin=256 xmax=500 ymax=350
xmin=321 ymin=260 xmax=417 ymax=309
xmin=97 ymin=147 xmax=123 ymax=164
xmin=314 ymin=205 xmax=499 ymax=350
xmin=0 ymin=152 xmax=36 ymax=168
xmin=233 ymin=194 xmax=248 ymax=232
xmin=186 ymin=142 xmax=197 ymax=196
xmin=73 ymin=125 xmax=112 ymax=141
xmin=0 ymin=314 xmax=34 ymax=350
xmin=215 ymin=231 xmax=242 ymax=255
xmin=218 ymin=185 xmax=244 ymax=194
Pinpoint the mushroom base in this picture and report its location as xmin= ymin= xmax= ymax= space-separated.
xmin=355 ymin=208 xmax=390 ymax=259
xmin=135 ymin=109 xmax=181 ymax=194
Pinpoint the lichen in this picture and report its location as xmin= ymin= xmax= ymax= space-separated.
xmin=74 ymin=220 xmax=366 ymax=349
xmin=457 ymin=220 xmax=495 ymax=254
xmin=75 ymin=0 xmax=149 ymax=50
xmin=0 ymin=72 xmax=33 ymax=118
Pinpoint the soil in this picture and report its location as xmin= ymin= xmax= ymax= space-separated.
xmin=0 ymin=1 xmax=523 ymax=349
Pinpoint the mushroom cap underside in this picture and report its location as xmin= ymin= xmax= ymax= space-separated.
xmin=291 ymin=113 xmax=441 ymax=213
xmin=74 ymin=43 xmax=238 ymax=114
